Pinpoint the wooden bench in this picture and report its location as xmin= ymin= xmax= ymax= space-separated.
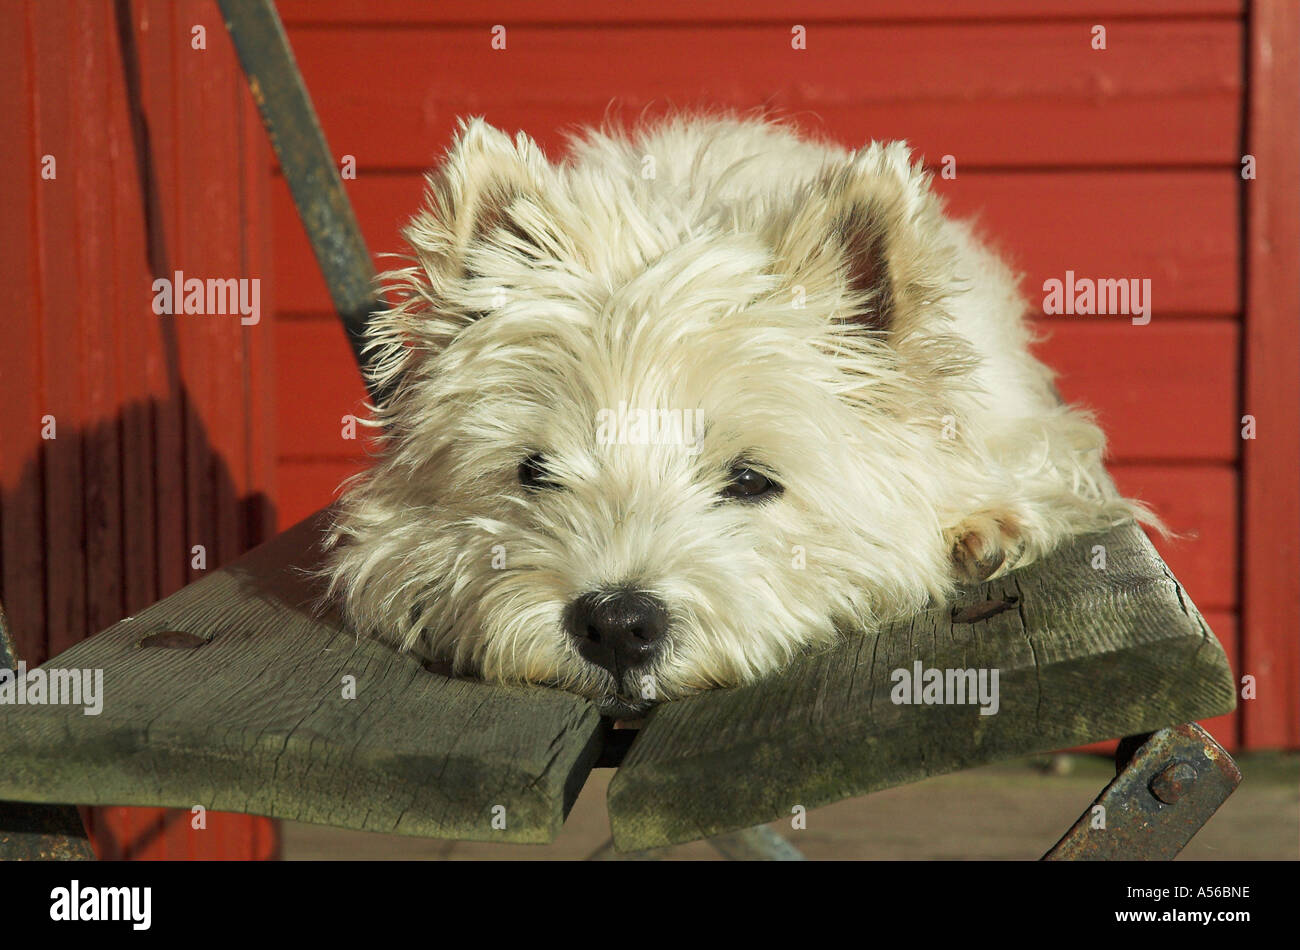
xmin=0 ymin=508 xmax=1239 ymax=859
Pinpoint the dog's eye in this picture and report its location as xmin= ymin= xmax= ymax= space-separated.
xmin=722 ymin=466 xmax=782 ymax=501
xmin=518 ymin=453 xmax=558 ymax=491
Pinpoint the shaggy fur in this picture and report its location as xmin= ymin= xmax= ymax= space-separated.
xmin=322 ymin=113 xmax=1154 ymax=716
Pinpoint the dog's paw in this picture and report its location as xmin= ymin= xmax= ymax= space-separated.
xmin=947 ymin=511 xmax=1025 ymax=584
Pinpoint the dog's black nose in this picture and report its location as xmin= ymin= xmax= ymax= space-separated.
xmin=567 ymin=589 xmax=668 ymax=675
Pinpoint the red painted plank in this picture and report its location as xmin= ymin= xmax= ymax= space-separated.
xmin=111 ymin=0 xmax=160 ymax=621
xmin=178 ymin=0 xmax=222 ymax=584
xmin=1241 ymin=0 xmax=1300 ymax=749
xmin=1038 ymin=321 xmax=1239 ymax=462
xmin=936 ymin=172 xmax=1239 ymax=318
xmin=273 ymin=317 xmax=374 ymax=460
xmin=274 ymin=457 xmax=367 ymax=531
xmin=271 ymin=171 xmax=1238 ymax=318
xmin=186 ymin=0 xmax=278 ymax=565
xmin=76 ymin=3 xmax=126 ymax=638
xmin=136 ymin=0 xmax=188 ymax=604
xmin=280 ymin=0 xmax=1244 ymax=25
xmin=1111 ymin=464 xmax=1237 ymax=610
xmin=168 ymin=0 xmax=259 ymax=576
xmin=0 ymin=1 xmax=47 ymax=663
xmin=282 ymin=20 xmax=1241 ymax=168
xmin=33 ymin=2 xmax=89 ymax=658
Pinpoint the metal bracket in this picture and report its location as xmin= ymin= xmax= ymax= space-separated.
xmin=218 ymin=0 xmax=382 ymax=400
xmin=1043 ymin=723 xmax=1242 ymax=860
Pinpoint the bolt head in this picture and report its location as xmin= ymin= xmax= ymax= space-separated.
xmin=1150 ymin=762 xmax=1197 ymax=804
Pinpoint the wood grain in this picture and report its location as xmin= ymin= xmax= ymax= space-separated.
xmin=606 ymin=521 xmax=1236 ymax=851
xmin=0 ymin=511 xmax=605 ymax=844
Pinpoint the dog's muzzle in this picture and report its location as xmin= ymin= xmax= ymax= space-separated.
xmin=565 ymin=588 xmax=668 ymax=682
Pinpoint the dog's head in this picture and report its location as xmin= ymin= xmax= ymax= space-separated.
xmin=324 ymin=117 xmax=982 ymax=716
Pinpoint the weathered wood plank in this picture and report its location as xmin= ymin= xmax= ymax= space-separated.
xmin=0 ymin=510 xmax=605 ymax=844
xmin=607 ymin=522 xmax=1237 ymax=851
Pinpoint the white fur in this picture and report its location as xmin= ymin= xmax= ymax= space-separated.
xmin=322 ymin=113 xmax=1155 ymax=713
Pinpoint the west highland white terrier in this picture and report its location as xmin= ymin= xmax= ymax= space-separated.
xmin=323 ymin=114 xmax=1153 ymax=717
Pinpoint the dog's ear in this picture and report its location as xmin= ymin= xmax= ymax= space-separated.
xmin=363 ymin=120 xmax=558 ymax=407
xmin=403 ymin=117 xmax=556 ymax=287
xmin=774 ymin=141 xmax=950 ymax=334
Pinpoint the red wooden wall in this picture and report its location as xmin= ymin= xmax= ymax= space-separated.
xmin=0 ymin=0 xmax=278 ymax=858
xmin=270 ymin=0 xmax=1296 ymax=749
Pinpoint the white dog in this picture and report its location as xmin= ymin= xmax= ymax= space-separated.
xmin=323 ymin=113 xmax=1153 ymax=717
